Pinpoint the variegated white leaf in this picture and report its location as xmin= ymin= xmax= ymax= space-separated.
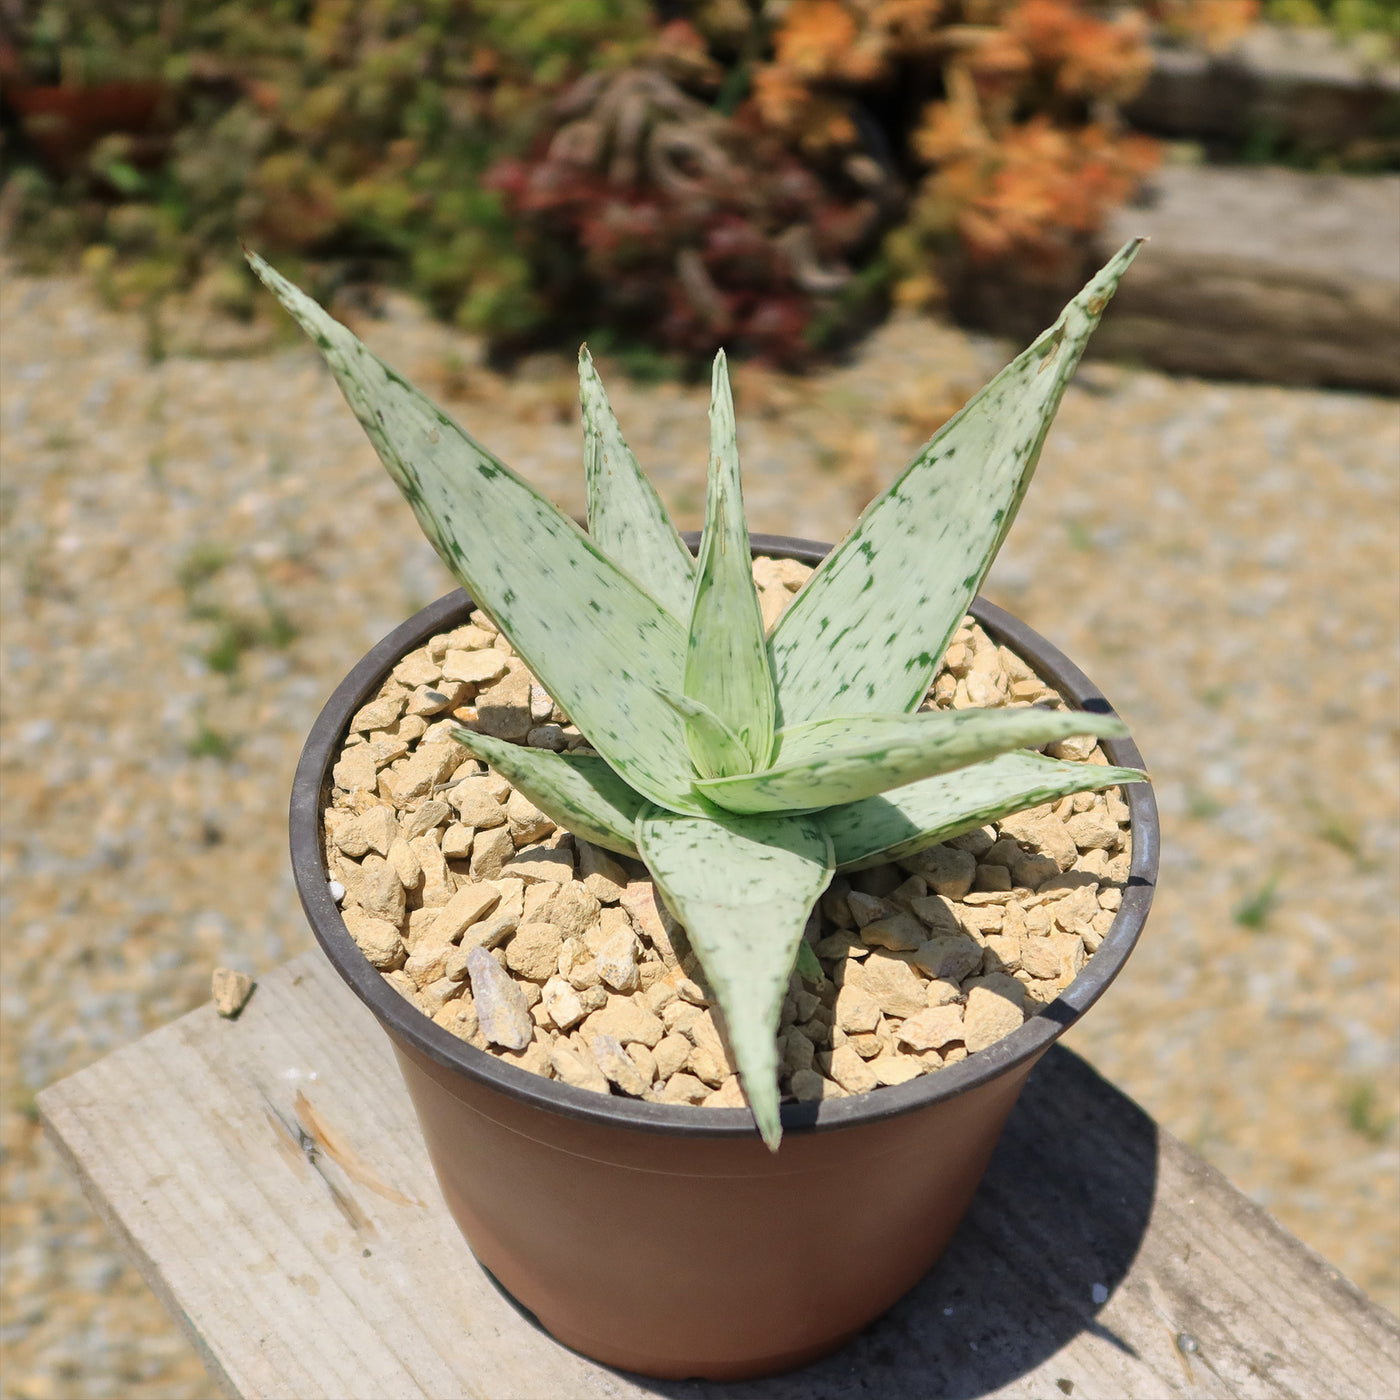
xmin=819 ymin=750 xmax=1147 ymax=871
xmin=652 ymin=687 xmax=752 ymax=780
xmin=767 ymin=241 xmax=1143 ymax=729
xmin=683 ymin=351 xmax=775 ymax=773
xmin=697 ymin=707 xmax=1129 ymax=814
xmin=247 ymin=252 xmax=703 ymax=817
xmin=579 ymin=347 xmax=694 ymax=620
xmin=635 ymin=804 xmax=834 ymax=1150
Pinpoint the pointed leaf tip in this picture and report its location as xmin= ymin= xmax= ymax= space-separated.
xmin=244 ymin=255 xmax=701 ymax=816
xmin=685 ymin=352 xmax=775 ymax=773
xmin=767 ymin=244 xmax=1141 ymax=730
xmin=636 ymin=806 xmax=833 ymax=1151
xmin=578 ymin=348 xmax=694 ymax=621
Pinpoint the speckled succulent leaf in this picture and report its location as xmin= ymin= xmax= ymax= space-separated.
xmin=767 ymin=240 xmax=1144 ymax=729
xmin=246 ymin=252 xmax=703 ymax=817
xmin=819 ymin=750 xmax=1147 ymax=872
xmin=696 ymin=708 xmax=1128 ymax=815
xmin=635 ymin=804 xmax=835 ymax=1150
xmin=579 ymin=347 xmax=694 ymax=620
xmin=451 ymin=729 xmax=644 ymax=858
xmin=683 ymin=352 xmax=776 ymax=774
xmin=651 ymin=687 xmax=751 ymax=780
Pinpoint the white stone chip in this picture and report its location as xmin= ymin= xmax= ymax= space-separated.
xmin=211 ymin=967 xmax=254 ymax=1018
xmin=466 ymin=945 xmax=533 ymax=1050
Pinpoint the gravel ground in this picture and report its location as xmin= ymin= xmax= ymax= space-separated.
xmin=2 ymin=266 xmax=1396 ymax=1399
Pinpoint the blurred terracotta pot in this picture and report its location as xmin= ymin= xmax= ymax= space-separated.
xmin=3 ymin=80 xmax=167 ymax=176
xmin=290 ymin=534 xmax=1158 ymax=1381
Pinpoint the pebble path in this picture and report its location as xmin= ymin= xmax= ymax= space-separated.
xmin=2 ymin=268 xmax=1395 ymax=1398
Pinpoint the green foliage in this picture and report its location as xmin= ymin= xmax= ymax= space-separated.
xmin=250 ymin=243 xmax=1150 ymax=1147
xmin=1343 ymin=1078 xmax=1395 ymax=1144
xmin=1233 ymin=878 xmax=1280 ymax=930
xmin=1266 ymin=0 xmax=1400 ymax=45
xmin=4 ymin=1 xmax=653 ymax=331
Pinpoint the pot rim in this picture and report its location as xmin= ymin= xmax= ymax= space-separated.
xmin=290 ymin=533 xmax=1158 ymax=1139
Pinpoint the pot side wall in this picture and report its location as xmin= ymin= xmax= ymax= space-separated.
xmin=392 ymin=1034 xmax=1043 ymax=1380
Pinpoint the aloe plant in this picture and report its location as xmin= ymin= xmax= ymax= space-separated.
xmin=249 ymin=240 xmax=1150 ymax=1149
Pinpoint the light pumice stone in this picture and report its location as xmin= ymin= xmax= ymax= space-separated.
xmin=412 ymin=837 xmax=455 ymax=907
xmin=963 ymin=976 xmax=1027 ymax=1053
xmin=353 ymin=805 xmax=399 ymax=856
xmin=704 ymin=1076 xmax=747 ymax=1108
xmin=459 ymin=910 xmax=518 ymax=956
xmin=576 ymin=841 xmax=627 ymax=904
xmin=211 ymin=967 xmax=254 ymax=1018
xmin=1046 ymin=733 xmax=1099 ymax=762
xmin=448 ymin=777 xmax=508 ymax=827
xmin=386 ymin=836 xmax=423 ymax=890
xmin=440 ymin=823 xmax=473 ymax=860
xmin=834 ymin=981 xmax=882 ymax=1035
xmin=904 ymin=844 xmax=977 ymax=899
xmin=474 ymin=669 xmax=533 ymax=740
xmin=828 ymin=1044 xmax=879 ymax=1095
xmin=420 ymin=976 xmax=462 ymax=1017
xmin=399 ymin=799 xmax=451 ymax=841
xmin=505 ymin=922 xmax=564 ymax=981
xmin=393 ymin=648 xmax=442 ymax=687
xmin=1065 ymin=809 xmax=1120 ymax=851
xmin=1019 ymin=935 xmax=1062 ymax=982
xmin=872 ymin=1054 xmax=924 ymax=1087
xmin=852 ymin=953 xmax=928 ymax=1018
xmin=620 ymin=881 xmax=682 ymax=968
xmin=657 ymin=1072 xmax=709 ymax=1105
xmin=423 ymin=884 xmax=498 ymax=946
xmin=468 ymin=824 xmax=514 ymax=880
xmin=396 ymin=741 xmax=467 ymax=801
xmin=896 ymin=1003 xmax=966 ymax=1052
xmin=550 ymin=1041 xmax=609 ymax=1094
xmin=521 ymin=882 xmax=555 ymax=924
xmin=595 ymin=926 xmax=640 ymax=994
xmin=500 ymin=1038 xmax=553 ymax=1079
xmin=352 ymin=854 xmax=406 ymax=924
xmin=506 ymin=789 xmax=555 ymax=844
xmin=590 ymin=1033 xmax=647 ymax=1096
xmin=465 ymin=946 xmax=534 ymax=1051
xmin=434 ymin=995 xmax=483 ymax=1046
xmin=859 ymin=912 xmax=926 ymax=952
xmin=547 ymin=881 xmax=601 ymax=942
xmin=653 ymin=1032 xmax=691 ymax=1080
xmin=441 ymin=648 xmax=509 ymax=685
xmin=503 ymin=843 xmax=575 ymax=884
xmin=333 ymin=746 xmax=377 ymax=792
xmin=588 ymin=904 xmax=633 ymax=955
xmin=350 ymin=695 xmax=405 ymax=733
xmin=404 ymin=941 xmax=452 ymax=989
xmin=582 ymin=996 xmax=665 ymax=1048
xmin=626 ymin=1042 xmax=658 ymax=1086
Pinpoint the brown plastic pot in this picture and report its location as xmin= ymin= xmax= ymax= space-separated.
xmin=290 ymin=533 xmax=1158 ymax=1381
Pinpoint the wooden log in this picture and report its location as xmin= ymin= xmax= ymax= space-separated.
xmin=950 ymin=166 xmax=1400 ymax=394
xmin=37 ymin=951 xmax=1400 ymax=1399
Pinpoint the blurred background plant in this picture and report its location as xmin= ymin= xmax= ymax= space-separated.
xmin=0 ymin=0 xmax=1388 ymax=368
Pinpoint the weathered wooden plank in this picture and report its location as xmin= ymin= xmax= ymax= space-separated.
xmin=38 ymin=952 xmax=1399 ymax=1400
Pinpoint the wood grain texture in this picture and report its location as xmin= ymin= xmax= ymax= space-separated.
xmin=38 ymin=952 xmax=1399 ymax=1400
